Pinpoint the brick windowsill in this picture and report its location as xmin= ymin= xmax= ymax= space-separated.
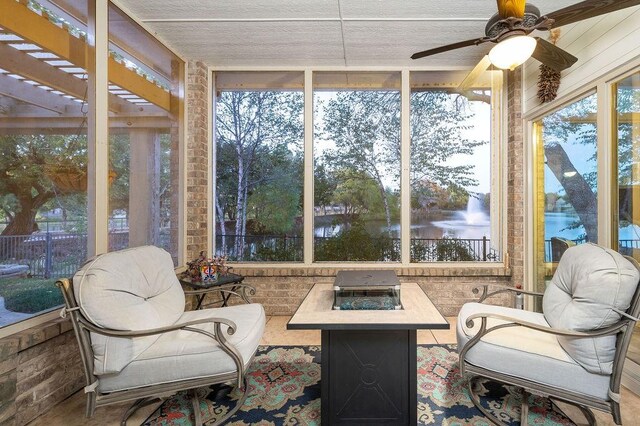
xmin=231 ymin=265 xmax=511 ymax=278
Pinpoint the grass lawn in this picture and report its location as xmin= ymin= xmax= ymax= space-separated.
xmin=0 ymin=277 xmax=63 ymax=313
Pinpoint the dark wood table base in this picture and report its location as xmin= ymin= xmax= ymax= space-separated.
xmin=321 ymin=329 xmax=417 ymax=425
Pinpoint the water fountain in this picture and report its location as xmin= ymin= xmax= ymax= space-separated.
xmin=429 ymin=194 xmax=490 ymax=238
xmin=463 ymin=195 xmax=489 ymax=226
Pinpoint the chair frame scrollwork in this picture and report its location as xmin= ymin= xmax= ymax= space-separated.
xmin=56 ymin=277 xmax=254 ymax=426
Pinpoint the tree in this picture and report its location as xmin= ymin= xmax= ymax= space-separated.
xmin=410 ymin=91 xmax=486 ymax=192
xmin=541 ymin=95 xmax=598 ymax=241
xmin=319 ymin=91 xmax=401 ymax=235
xmin=318 ymin=90 xmax=487 ymax=235
xmin=215 ymin=91 xmax=303 ymax=259
xmin=0 ymin=134 xmax=87 ymax=237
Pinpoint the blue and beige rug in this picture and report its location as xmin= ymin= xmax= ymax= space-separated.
xmin=144 ymin=345 xmax=575 ymax=425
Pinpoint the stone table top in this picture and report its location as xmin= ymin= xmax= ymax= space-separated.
xmin=287 ymin=282 xmax=450 ymax=331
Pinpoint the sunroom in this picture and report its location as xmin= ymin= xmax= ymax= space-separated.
xmin=1 ymin=0 xmax=640 ymax=425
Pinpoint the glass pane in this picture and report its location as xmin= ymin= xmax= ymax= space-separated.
xmin=534 ymin=93 xmax=598 ymax=293
xmin=107 ymin=2 xmax=183 ymax=264
xmin=409 ymin=85 xmax=495 ymax=262
xmin=313 ymin=72 xmax=401 ymax=262
xmin=614 ymin=72 xmax=640 ymax=366
xmin=214 ymin=72 xmax=304 ymax=262
xmin=0 ymin=0 xmax=90 ymax=328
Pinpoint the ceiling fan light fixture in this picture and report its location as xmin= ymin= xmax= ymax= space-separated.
xmin=488 ymin=35 xmax=537 ymax=71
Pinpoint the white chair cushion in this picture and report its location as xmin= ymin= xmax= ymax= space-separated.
xmin=73 ymin=246 xmax=185 ymax=375
xmin=99 ymin=303 xmax=266 ymax=393
xmin=457 ymin=302 xmax=611 ymax=401
xmin=543 ymin=243 xmax=640 ymax=374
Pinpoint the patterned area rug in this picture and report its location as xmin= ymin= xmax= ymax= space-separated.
xmin=144 ymin=345 xmax=575 ymax=425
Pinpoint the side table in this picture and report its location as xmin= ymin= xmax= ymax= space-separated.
xmin=179 ymin=272 xmax=247 ymax=309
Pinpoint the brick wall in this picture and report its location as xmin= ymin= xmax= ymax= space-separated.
xmin=0 ymin=319 xmax=83 ymax=425
xmin=186 ymin=60 xmax=210 ymax=261
xmin=222 ymin=266 xmax=512 ymax=317
xmin=506 ymin=68 xmax=525 ymax=287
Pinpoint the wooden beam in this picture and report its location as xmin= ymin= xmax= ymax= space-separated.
xmin=0 ymin=116 xmax=172 ymax=134
xmin=0 ymin=42 xmax=130 ymax=113
xmin=6 ymin=102 xmax=166 ymax=117
xmin=0 ymin=0 xmax=171 ymax=111
xmin=457 ymin=55 xmax=492 ymax=92
xmin=0 ymin=73 xmax=76 ymax=113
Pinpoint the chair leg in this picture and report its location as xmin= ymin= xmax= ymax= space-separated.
xmin=612 ymin=400 xmax=623 ymax=425
xmin=190 ymin=389 xmax=203 ymax=426
xmin=550 ymin=398 xmax=597 ymax=426
xmin=85 ymin=392 xmax=96 ymax=418
xmin=120 ymin=397 xmax=160 ymax=426
xmin=209 ymin=377 xmax=249 ymax=426
xmin=520 ymin=388 xmax=529 ymax=426
xmin=467 ymin=376 xmax=510 ymax=426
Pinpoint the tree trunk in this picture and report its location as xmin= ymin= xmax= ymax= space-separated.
xmin=373 ymin=173 xmax=392 ymax=237
xmin=215 ymin=194 xmax=227 ymax=255
xmin=235 ymin=158 xmax=246 ymax=259
xmin=545 ymin=144 xmax=598 ymax=242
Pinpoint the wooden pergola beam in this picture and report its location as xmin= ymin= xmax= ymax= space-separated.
xmin=0 ymin=42 xmax=131 ymax=113
xmin=0 ymin=116 xmax=172 ymax=134
xmin=5 ymin=102 xmax=168 ymax=118
xmin=0 ymin=73 xmax=76 ymax=114
xmin=0 ymin=0 xmax=171 ymax=111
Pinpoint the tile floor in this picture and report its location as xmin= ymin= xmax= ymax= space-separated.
xmin=29 ymin=316 xmax=640 ymax=426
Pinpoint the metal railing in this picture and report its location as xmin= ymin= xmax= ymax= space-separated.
xmin=0 ymin=230 xmax=172 ymax=279
xmin=215 ymin=234 xmax=500 ymax=262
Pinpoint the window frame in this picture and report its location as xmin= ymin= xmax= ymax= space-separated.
xmin=211 ymin=68 xmax=507 ymax=268
xmin=0 ymin=0 xmax=186 ymax=337
xmin=523 ymin=55 xmax=640 ymax=305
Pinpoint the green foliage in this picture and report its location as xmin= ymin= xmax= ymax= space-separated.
xmin=314 ymin=219 xmax=399 ymax=261
xmin=0 ymin=277 xmax=62 ymax=313
xmin=411 ymin=238 xmax=475 ymax=262
xmin=254 ymin=238 xmax=303 ymax=262
xmin=0 ymin=134 xmax=89 ymax=235
xmin=432 ymin=238 xmax=475 ymax=261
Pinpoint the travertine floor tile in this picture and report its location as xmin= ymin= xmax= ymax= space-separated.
xmin=432 ymin=316 xmax=457 ymax=344
xmin=261 ymin=315 xmax=321 ymax=346
xmin=417 ymin=330 xmax=437 ymax=344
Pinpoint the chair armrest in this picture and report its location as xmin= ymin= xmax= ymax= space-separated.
xmin=472 ymin=284 xmax=544 ymax=303
xmin=184 ymin=283 xmax=256 ymax=304
xmin=77 ymin=316 xmax=237 ymax=338
xmin=77 ymin=315 xmax=247 ymax=387
xmin=458 ymin=312 xmax=631 ymax=374
xmin=464 ymin=312 xmax=629 ymax=338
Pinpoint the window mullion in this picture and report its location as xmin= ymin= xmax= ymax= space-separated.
xmin=304 ymin=69 xmax=314 ymax=265
xmin=401 ymin=69 xmax=411 ymax=265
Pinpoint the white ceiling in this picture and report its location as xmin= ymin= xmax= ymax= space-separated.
xmin=118 ymin=0 xmax=581 ymax=68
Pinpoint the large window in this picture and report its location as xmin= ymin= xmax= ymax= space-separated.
xmin=107 ymin=3 xmax=183 ymax=264
xmin=313 ymin=72 xmax=401 ymax=262
xmin=0 ymin=0 xmax=90 ymax=328
xmin=214 ymin=72 xmax=304 ymax=262
xmin=0 ymin=0 xmax=183 ymax=332
xmin=213 ymin=71 xmax=503 ymax=264
xmin=613 ymin=72 xmax=640 ymax=367
xmin=410 ymin=73 xmax=495 ymax=262
xmin=534 ymin=93 xmax=598 ymax=291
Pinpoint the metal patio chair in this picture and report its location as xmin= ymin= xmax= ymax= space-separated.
xmin=457 ymin=243 xmax=640 ymax=425
xmin=56 ymin=245 xmax=265 ymax=425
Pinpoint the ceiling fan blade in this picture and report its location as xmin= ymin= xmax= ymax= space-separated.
xmin=496 ymin=0 xmax=526 ymax=18
xmin=411 ymin=38 xmax=489 ymax=60
xmin=531 ymin=37 xmax=578 ymax=71
xmin=547 ymin=0 xmax=640 ymax=28
xmin=457 ymin=55 xmax=492 ymax=92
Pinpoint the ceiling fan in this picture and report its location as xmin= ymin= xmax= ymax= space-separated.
xmin=411 ymin=0 xmax=640 ymax=72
